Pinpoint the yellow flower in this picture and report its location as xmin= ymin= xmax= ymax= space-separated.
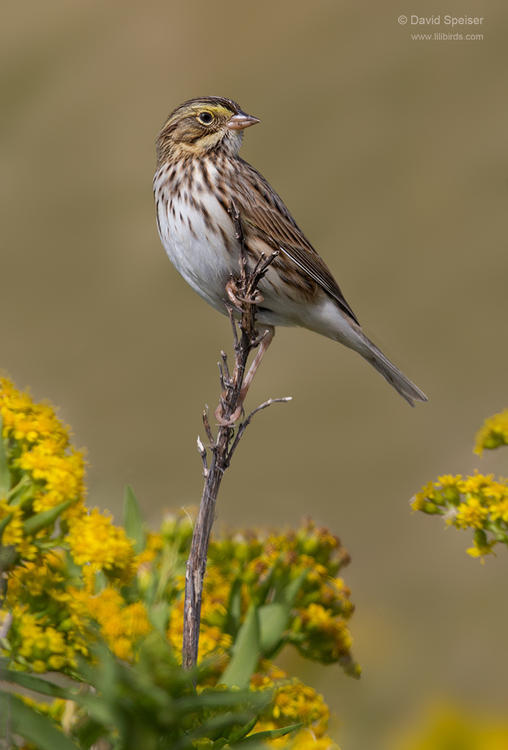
xmin=12 ymin=609 xmax=76 ymax=672
xmin=273 ymin=681 xmax=329 ymax=727
xmin=455 ymin=497 xmax=488 ymax=529
xmin=113 ymin=637 xmax=133 ymax=661
xmin=5 ymin=556 xmax=90 ymax=671
xmin=8 ymin=551 xmax=66 ymax=598
xmin=18 ymin=443 xmax=86 ymax=513
xmin=122 ymin=602 xmax=152 ymax=639
xmin=489 ymin=498 xmax=508 ymax=522
xmin=417 ymin=482 xmax=436 ymax=501
xmin=436 ymin=475 xmax=462 ymax=488
xmin=84 ymin=588 xmax=151 ymax=660
xmin=254 ymin=722 xmax=338 ymax=749
xmin=198 ymin=625 xmax=232 ymax=660
xmin=135 ymin=531 xmax=164 ymax=565
xmin=86 ymin=586 xmax=124 ymax=620
xmin=0 ymin=377 xmax=87 ymax=541
xmin=458 ymin=472 xmax=494 ymax=496
xmin=66 ymin=508 xmax=134 ymax=576
xmin=474 ymin=409 xmax=508 ymax=454
xmin=0 ymin=378 xmax=70 ymax=448
xmin=20 ymin=695 xmax=66 ymax=722
xmin=318 ymin=577 xmax=352 ymax=612
xmin=300 ymin=604 xmax=352 ymax=651
xmin=251 ymin=661 xmax=288 ymax=690
xmin=411 ymin=493 xmax=426 ymax=512
xmin=0 ymin=499 xmax=23 ymax=548
xmin=467 ymin=538 xmax=495 ymax=560
xmin=411 ymin=483 xmax=442 ymax=512
xmin=250 ymin=670 xmax=332 ymax=747
xmin=48 ymin=654 xmax=66 ymax=670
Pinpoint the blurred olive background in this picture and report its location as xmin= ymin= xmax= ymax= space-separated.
xmin=2 ymin=0 xmax=507 ymax=746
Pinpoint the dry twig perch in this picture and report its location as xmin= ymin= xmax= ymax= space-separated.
xmin=182 ymin=203 xmax=292 ymax=670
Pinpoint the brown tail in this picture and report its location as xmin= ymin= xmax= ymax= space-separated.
xmin=359 ymin=333 xmax=428 ymax=406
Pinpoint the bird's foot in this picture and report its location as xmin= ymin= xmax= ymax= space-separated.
xmin=214 ymin=397 xmax=244 ymax=426
xmin=225 ymin=278 xmax=264 ymax=309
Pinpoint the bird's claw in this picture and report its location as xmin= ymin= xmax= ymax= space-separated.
xmin=225 ymin=278 xmax=263 ymax=308
xmin=214 ymin=399 xmax=243 ymax=426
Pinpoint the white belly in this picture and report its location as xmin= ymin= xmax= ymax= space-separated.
xmin=154 ymin=172 xmax=238 ymax=313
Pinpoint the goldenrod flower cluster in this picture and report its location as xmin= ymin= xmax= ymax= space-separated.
xmin=413 ymin=410 xmax=508 ymax=558
xmin=205 ymin=520 xmax=358 ymax=674
xmin=474 ymin=409 xmax=508 ymax=454
xmin=252 ymin=662 xmax=337 ymax=748
xmin=0 ymin=377 xmax=356 ymax=748
xmin=6 ymin=551 xmax=89 ymax=673
xmin=67 ymin=508 xmax=134 ymax=575
xmin=0 ymin=376 xmax=85 ymax=518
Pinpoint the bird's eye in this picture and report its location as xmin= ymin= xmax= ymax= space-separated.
xmin=198 ymin=111 xmax=214 ymax=125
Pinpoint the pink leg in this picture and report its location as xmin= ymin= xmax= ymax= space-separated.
xmin=215 ymin=326 xmax=275 ymax=425
xmin=240 ymin=326 xmax=274 ymax=398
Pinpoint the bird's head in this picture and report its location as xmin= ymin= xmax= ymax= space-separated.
xmin=156 ymin=96 xmax=259 ymax=164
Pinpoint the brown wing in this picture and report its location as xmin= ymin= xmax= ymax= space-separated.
xmin=233 ymin=159 xmax=359 ymax=325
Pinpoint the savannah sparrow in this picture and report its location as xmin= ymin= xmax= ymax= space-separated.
xmin=153 ymin=96 xmax=427 ymax=406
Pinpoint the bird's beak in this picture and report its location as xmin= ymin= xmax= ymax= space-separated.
xmin=226 ymin=112 xmax=260 ymax=130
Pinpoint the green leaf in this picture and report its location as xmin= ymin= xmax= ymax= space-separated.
xmin=8 ymin=693 xmax=81 ymax=750
xmin=224 ymin=715 xmax=259 ymax=744
xmin=64 ymin=549 xmax=83 ymax=579
xmin=0 ymin=543 xmax=18 ymax=571
xmin=123 ymin=485 xmax=145 ymax=553
xmin=222 ymin=605 xmax=260 ymax=689
xmin=23 ymin=499 xmax=74 ymax=535
xmin=94 ymin=569 xmax=108 ymax=593
xmin=72 ymin=716 xmax=108 ymax=750
xmin=8 ymin=476 xmax=34 ymax=506
xmin=258 ymin=602 xmax=289 ymax=656
xmin=255 ymin=571 xmax=307 ymax=658
xmin=0 ymin=416 xmax=10 ymax=496
xmin=277 ymin=570 xmax=308 ymax=606
xmin=183 ymin=711 xmax=255 ymax=746
xmin=239 ymin=722 xmax=303 ymax=743
xmin=0 ymin=666 xmax=74 ymax=699
xmin=149 ymin=602 xmax=170 ymax=633
xmin=224 ymin=577 xmax=243 ymax=635
xmin=75 ymin=692 xmax=118 ymax=728
xmin=175 ymin=688 xmax=268 ymax=714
